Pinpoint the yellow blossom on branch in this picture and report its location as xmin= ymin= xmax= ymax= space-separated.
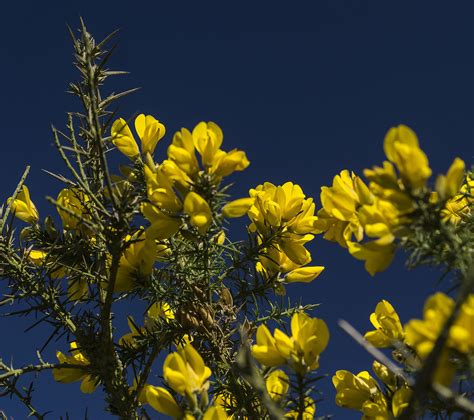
xmin=202 ymin=405 xmax=229 ymax=420
xmin=383 ymin=124 xmax=432 ymax=190
xmin=265 ymin=369 xmax=289 ymax=401
xmin=111 ymin=114 xmax=165 ymax=159
xmin=332 ymin=370 xmax=388 ymax=418
xmin=252 ymin=312 xmax=329 ymax=374
xmin=364 ymin=300 xmax=405 ymax=347
xmin=435 ymin=157 xmax=466 ymax=200
xmin=114 ymin=229 xmax=157 ymax=292
xmin=183 ymin=191 xmax=213 ymax=234
xmin=222 ymin=197 xmax=255 ymax=218
xmin=145 ymin=301 xmax=175 ymax=328
xmin=111 ymin=118 xmax=140 ymax=159
xmin=8 ymin=185 xmax=39 ymax=223
xmin=145 ymin=385 xmax=182 ymax=418
xmin=56 ymin=188 xmax=91 ymax=231
xmin=135 ymin=114 xmax=166 ymax=155
xmin=53 ymin=342 xmax=98 ymax=394
xmin=405 ymin=292 xmax=474 ymax=356
xmin=285 ymin=396 xmax=316 ymax=419
xmin=252 ymin=324 xmax=287 ymax=367
xmin=163 ymin=342 xmax=212 ymax=398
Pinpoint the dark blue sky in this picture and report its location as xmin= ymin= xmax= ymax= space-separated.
xmin=0 ymin=1 xmax=472 ymax=418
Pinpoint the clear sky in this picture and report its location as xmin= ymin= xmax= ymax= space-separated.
xmin=0 ymin=1 xmax=473 ymax=418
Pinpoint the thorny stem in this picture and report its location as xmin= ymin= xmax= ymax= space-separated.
xmin=0 ymin=361 xmax=83 ymax=381
xmin=80 ymin=20 xmax=118 ymax=211
xmin=133 ymin=340 xmax=163 ymax=406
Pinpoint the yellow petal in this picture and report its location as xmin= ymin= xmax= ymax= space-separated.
xmin=285 ymin=266 xmax=324 ymax=283
xmin=146 ymin=386 xmax=182 ymax=417
xmin=222 ymin=197 xmax=254 ymax=218
xmin=111 ymin=118 xmax=140 ymax=159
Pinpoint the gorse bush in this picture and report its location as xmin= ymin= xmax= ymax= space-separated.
xmin=0 ymin=22 xmax=472 ymax=420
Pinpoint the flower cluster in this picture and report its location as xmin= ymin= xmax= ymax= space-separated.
xmin=136 ymin=119 xmax=249 ymax=242
xmin=141 ymin=342 xmax=228 ymax=419
xmin=224 ymin=182 xmax=324 ymax=292
xmin=364 ymin=300 xmax=405 ymax=348
xmin=111 ymin=114 xmax=166 ymax=160
xmin=363 ymin=299 xmax=453 ymax=385
xmin=7 ymin=23 xmax=474 ymax=420
xmin=250 ymin=312 xmax=328 ymax=418
xmin=316 ymin=125 xmax=470 ymax=275
xmin=335 ymin=293 xmax=474 ymax=417
xmin=405 ymin=292 xmax=474 ymax=385
xmin=370 ymin=294 xmax=474 ymax=386
xmin=252 ymin=312 xmax=329 ymax=374
xmin=333 ymin=363 xmax=411 ymax=419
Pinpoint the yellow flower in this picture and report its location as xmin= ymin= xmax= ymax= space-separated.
xmin=53 ymin=342 xmax=98 ymax=393
xmin=285 ymin=266 xmax=325 ymax=283
xmin=347 ymin=236 xmax=396 ymax=276
xmin=160 ymin=159 xmax=194 ymax=190
xmin=245 ymin=181 xmax=325 ymax=288
xmin=436 ymin=157 xmax=466 ymax=200
xmin=145 ymin=385 xmax=182 ymax=418
xmin=285 ymin=397 xmax=316 ymax=419
xmin=364 ymin=300 xmax=405 ymax=347
xmin=144 ymin=165 xmax=183 ymax=212
xmin=115 ymin=230 xmax=157 ymax=292
xmin=135 ymin=114 xmax=166 ymax=155
xmin=210 ymin=148 xmax=250 ymax=178
xmin=163 ymin=343 xmax=212 ymax=397
xmin=405 ymin=292 xmax=474 ymax=357
xmin=214 ymin=391 xmax=238 ymax=413
xmin=332 ymin=370 xmax=388 ymax=417
xmin=56 ymin=188 xmax=90 ymax=230
xmin=441 ymin=194 xmax=470 ymax=225
xmin=202 ymin=406 xmax=229 ymax=420
xmin=316 ymin=170 xmax=371 ymax=247
xmin=279 ymin=234 xmax=313 ymax=266
xmin=383 ymin=125 xmax=431 ymax=190
xmin=8 ymin=185 xmax=39 ymax=223
xmin=168 ymin=128 xmax=200 ymax=176
xmin=119 ymin=316 xmax=145 ymax=347
xmin=28 ymin=249 xmax=66 ymax=279
xmin=183 ymin=192 xmax=212 ymax=234
xmin=212 ymin=230 xmax=226 ymax=245
xmin=249 ymin=182 xmax=320 ymax=235
xmin=371 ymin=361 xmax=397 ymax=390
xmin=145 ymin=302 xmax=175 ymax=329
xmin=357 ymin=199 xmax=400 ymax=239
xmin=404 ymin=292 xmax=474 ymax=386
xmin=111 ymin=118 xmax=140 ymax=159
xmin=440 ymin=176 xmax=473 ymax=225
xmin=192 ymin=121 xmax=223 ymax=167
xmin=112 ymin=114 xmax=165 ymax=158
xmin=252 ymin=324 xmax=286 ymax=367
xmin=222 ymin=197 xmax=254 ymax=218
xmin=258 ymin=243 xmax=323 ymax=289
xmin=364 ymin=161 xmax=400 ymax=192
xmin=273 ymin=312 xmax=329 ymax=373
xmin=265 ymin=369 xmax=289 ymax=400
xmin=391 ymin=387 xmax=412 ymax=417
xmin=142 ymin=203 xmax=182 ymax=240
